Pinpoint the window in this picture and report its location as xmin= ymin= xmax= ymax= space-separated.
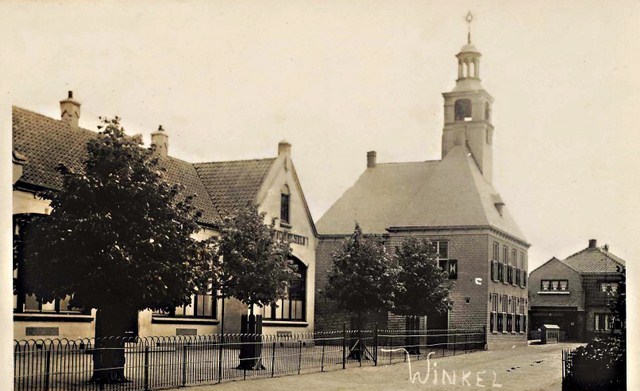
xmin=260 ymin=258 xmax=306 ymax=321
xmin=13 ymin=214 xmax=83 ymax=315
xmin=485 ymin=102 xmax=491 ymax=121
xmin=280 ymin=185 xmax=291 ymax=225
xmin=540 ymin=279 xmax=568 ymax=292
xmin=454 ymin=99 xmax=472 ymax=121
xmin=594 ymin=313 xmax=612 ymax=332
xmin=491 ymin=261 xmax=499 ymax=282
xmin=600 ymin=282 xmax=618 ymax=293
xmin=493 ymin=242 xmax=499 ymax=260
xmin=434 ymin=241 xmax=456 ymax=280
xmin=490 ymin=293 xmax=498 ymax=333
xmin=498 ymin=262 xmax=504 ymax=282
xmin=174 ymin=293 xmax=216 ymax=318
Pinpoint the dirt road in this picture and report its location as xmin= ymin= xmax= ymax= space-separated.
xmin=182 ymin=342 xmax=583 ymax=391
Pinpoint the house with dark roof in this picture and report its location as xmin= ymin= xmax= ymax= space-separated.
xmin=528 ymin=239 xmax=625 ymax=342
xmin=12 ymin=92 xmax=317 ymax=340
xmin=315 ymin=36 xmax=530 ymax=349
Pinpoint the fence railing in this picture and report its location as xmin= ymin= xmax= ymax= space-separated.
xmin=15 ymin=327 xmax=485 ymax=391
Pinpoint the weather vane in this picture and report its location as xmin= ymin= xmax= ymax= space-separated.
xmin=466 ymin=11 xmax=474 ymax=44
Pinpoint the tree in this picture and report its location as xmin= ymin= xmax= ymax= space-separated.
xmin=23 ymin=117 xmax=211 ymax=383
xmin=393 ymin=237 xmax=452 ymax=353
xmin=323 ymin=223 xmax=400 ymax=359
xmin=212 ymin=204 xmax=295 ymax=369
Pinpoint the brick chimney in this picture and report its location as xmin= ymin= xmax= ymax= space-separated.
xmin=60 ymin=91 xmax=81 ymax=127
xmin=278 ymin=140 xmax=291 ymax=156
xmin=367 ymin=151 xmax=377 ymax=168
xmin=588 ymin=239 xmax=597 ymax=249
xmin=151 ymin=125 xmax=169 ymax=156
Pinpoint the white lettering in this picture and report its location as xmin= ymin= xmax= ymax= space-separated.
xmin=492 ymin=371 xmax=503 ymax=388
xmin=476 ymin=370 xmax=486 ymax=388
xmin=462 ymin=370 xmax=471 ymax=386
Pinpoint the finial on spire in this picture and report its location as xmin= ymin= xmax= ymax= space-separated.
xmin=466 ymin=11 xmax=474 ymax=44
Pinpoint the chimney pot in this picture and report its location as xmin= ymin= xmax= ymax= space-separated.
xmin=588 ymin=239 xmax=597 ymax=249
xmin=367 ymin=151 xmax=377 ymax=168
xmin=278 ymin=140 xmax=292 ymax=156
xmin=151 ymin=125 xmax=169 ymax=156
xmin=60 ymin=91 xmax=81 ymax=127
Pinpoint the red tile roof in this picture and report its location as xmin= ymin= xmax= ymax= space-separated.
xmin=563 ymin=247 xmax=626 ymax=274
xmin=12 ymin=106 xmax=220 ymax=225
xmin=194 ymin=159 xmax=276 ymax=215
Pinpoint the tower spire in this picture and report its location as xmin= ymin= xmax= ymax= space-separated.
xmin=466 ymin=11 xmax=473 ymax=44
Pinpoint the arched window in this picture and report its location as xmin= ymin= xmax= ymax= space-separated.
xmin=280 ymin=184 xmax=291 ymax=225
xmin=259 ymin=258 xmax=307 ymax=321
xmin=485 ymin=102 xmax=491 ymax=121
xmin=454 ymin=99 xmax=472 ymax=121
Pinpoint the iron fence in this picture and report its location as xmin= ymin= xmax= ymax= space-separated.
xmin=15 ymin=327 xmax=485 ymax=391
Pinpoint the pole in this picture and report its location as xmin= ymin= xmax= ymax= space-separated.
xmin=44 ymin=349 xmax=51 ymax=391
xmin=182 ymin=345 xmax=187 ymax=387
xmin=342 ymin=323 xmax=346 ymax=370
xmin=374 ymin=323 xmax=378 ymax=366
xmin=297 ymin=340 xmax=303 ymax=375
xmin=144 ymin=346 xmax=149 ymax=391
xmin=271 ymin=341 xmax=276 ymax=377
xmin=217 ymin=295 xmax=225 ymax=384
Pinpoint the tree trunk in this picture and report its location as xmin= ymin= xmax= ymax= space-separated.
xmin=238 ymin=314 xmax=265 ymax=370
xmin=405 ymin=315 xmax=421 ymax=355
xmin=90 ymin=306 xmax=137 ymax=383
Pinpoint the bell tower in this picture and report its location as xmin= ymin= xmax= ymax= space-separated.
xmin=442 ymin=12 xmax=494 ymax=183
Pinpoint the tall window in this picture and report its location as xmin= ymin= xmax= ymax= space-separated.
xmin=492 ymin=242 xmax=499 ymax=260
xmin=260 ymin=258 xmax=306 ymax=321
xmin=280 ymin=185 xmax=291 ymax=225
xmin=434 ymin=241 xmax=457 ymax=280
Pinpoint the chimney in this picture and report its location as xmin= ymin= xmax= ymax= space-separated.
xmin=151 ymin=125 xmax=169 ymax=156
xmin=603 ymin=244 xmax=609 ymax=252
xmin=60 ymin=91 xmax=81 ymax=127
xmin=588 ymin=239 xmax=597 ymax=249
xmin=278 ymin=140 xmax=291 ymax=157
xmin=367 ymin=151 xmax=377 ymax=168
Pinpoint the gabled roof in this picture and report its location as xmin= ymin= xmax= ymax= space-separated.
xmin=12 ymin=106 xmax=220 ymax=225
xmin=316 ymin=145 xmax=526 ymax=242
xmin=194 ymin=159 xmax=276 ymax=215
xmin=530 ymin=256 xmax=581 ymax=276
xmin=563 ymin=247 xmax=626 ymax=274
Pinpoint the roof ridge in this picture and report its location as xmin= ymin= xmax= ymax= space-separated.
xmin=194 ymin=157 xmax=277 ymax=166
xmin=376 ymin=159 xmax=441 ymax=166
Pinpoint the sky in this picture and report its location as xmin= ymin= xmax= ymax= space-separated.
xmin=4 ymin=0 xmax=639 ymax=270
xmin=1 ymin=0 xmax=638 ymax=381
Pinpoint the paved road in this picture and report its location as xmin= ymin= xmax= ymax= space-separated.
xmin=182 ymin=343 xmax=583 ymax=391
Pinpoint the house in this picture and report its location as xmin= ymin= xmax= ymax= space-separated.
xmin=314 ymin=34 xmax=530 ymax=349
xmin=12 ymin=92 xmax=317 ymax=340
xmin=528 ymin=239 xmax=625 ymax=341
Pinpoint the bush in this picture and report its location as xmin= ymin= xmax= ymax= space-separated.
xmin=567 ymin=336 xmax=625 ymax=390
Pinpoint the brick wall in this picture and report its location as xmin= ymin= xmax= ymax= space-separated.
xmin=529 ymin=258 xmax=584 ymax=310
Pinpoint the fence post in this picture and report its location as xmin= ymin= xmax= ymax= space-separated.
xmin=144 ymin=346 xmax=150 ymax=391
xmin=182 ymin=344 xmax=187 ymax=387
xmin=217 ymin=336 xmax=223 ymax=384
xmin=297 ymin=340 xmax=303 ymax=375
xmin=320 ymin=343 xmax=325 ymax=372
xmin=271 ymin=341 xmax=276 ymax=378
xmin=342 ymin=323 xmax=346 ymax=370
xmin=453 ymin=332 xmax=456 ymax=355
xmin=483 ymin=326 xmax=487 ymax=350
xmin=373 ymin=324 xmax=378 ymax=366
xmin=44 ymin=348 xmax=52 ymax=391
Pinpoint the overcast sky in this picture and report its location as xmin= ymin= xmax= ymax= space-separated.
xmin=2 ymin=0 xmax=639 ymax=271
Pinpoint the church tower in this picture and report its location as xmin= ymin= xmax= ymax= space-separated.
xmin=442 ymin=12 xmax=494 ymax=183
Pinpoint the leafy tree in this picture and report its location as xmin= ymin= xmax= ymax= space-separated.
xmin=323 ymin=223 xmax=400 ymax=359
xmin=393 ymin=237 xmax=452 ymax=353
xmin=213 ymin=204 xmax=295 ymax=370
xmin=213 ymin=204 xmax=295 ymax=324
xmin=23 ymin=117 xmax=211 ymax=383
